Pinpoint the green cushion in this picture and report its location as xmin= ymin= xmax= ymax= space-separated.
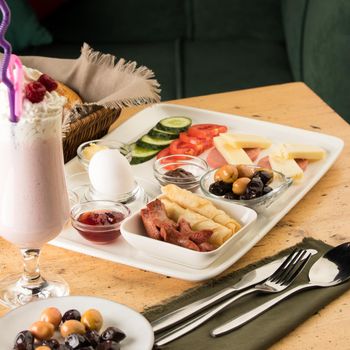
xmin=44 ymin=0 xmax=187 ymax=44
xmin=22 ymin=42 xmax=179 ymax=101
xmin=281 ymin=0 xmax=309 ymax=80
xmin=192 ymin=0 xmax=284 ymax=42
xmin=0 ymin=0 xmax=52 ymax=52
xmin=183 ymin=39 xmax=293 ymax=97
xmin=302 ymin=0 xmax=350 ymax=122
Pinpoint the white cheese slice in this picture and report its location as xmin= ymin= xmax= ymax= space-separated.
xmin=280 ymin=144 xmax=326 ymax=160
xmin=269 ymin=155 xmax=304 ymax=182
xmin=219 ymin=133 xmax=272 ymax=149
xmin=213 ymin=137 xmax=252 ymax=165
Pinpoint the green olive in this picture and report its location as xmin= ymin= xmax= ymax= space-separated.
xmin=29 ymin=321 xmax=54 ymax=340
xmin=40 ymin=307 xmax=62 ymax=329
xmin=232 ymin=177 xmax=251 ymax=195
xmin=81 ymin=308 xmax=103 ymax=332
xmin=214 ymin=164 xmax=238 ymax=183
xmin=237 ymin=164 xmax=256 ymax=179
xmin=60 ymin=320 xmax=86 ymax=337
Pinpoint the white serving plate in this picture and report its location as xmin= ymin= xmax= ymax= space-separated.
xmin=51 ymin=103 xmax=344 ymax=281
xmin=121 ymin=197 xmax=257 ymax=269
xmin=0 ymin=296 xmax=154 ymax=350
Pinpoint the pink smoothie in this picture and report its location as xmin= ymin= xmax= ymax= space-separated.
xmin=0 ymin=115 xmax=70 ymax=248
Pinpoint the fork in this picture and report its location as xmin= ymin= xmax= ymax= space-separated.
xmin=154 ymin=249 xmax=311 ymax=347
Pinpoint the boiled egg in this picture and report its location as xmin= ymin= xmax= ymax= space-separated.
xmin=89 ymin=149 xmax=135 ymax=197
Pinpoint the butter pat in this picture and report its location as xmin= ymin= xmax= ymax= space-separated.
xmin=214 ymin=137 xmax=252 ymax=165
xmin=269 ymin=155 xmax=304 ymax=181
xmin=280 ymin=144 xmax=326 ymax=160
xmin=82 ymin=143 xmax=108 ymax=160
xmin=220 ymin=133 xmax=272 ymax=149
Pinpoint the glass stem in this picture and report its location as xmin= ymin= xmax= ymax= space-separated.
xmin=19 ymin=248 xmax=47 ymax=291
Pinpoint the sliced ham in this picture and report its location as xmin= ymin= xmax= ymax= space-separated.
xmin=295 ymin=159 xmax=309 ymax=171
xmin=244 ymin=148 xmax=261 ymax=162
xmin=257 ymin=156 xmax=272 ymax=169
xmin=206 ymin=147 xmax=227 ymax=168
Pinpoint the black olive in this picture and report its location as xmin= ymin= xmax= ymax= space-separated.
xmin=209 ymin=181 xmax=232 ymax=196
xmin=85 ymin=330 xmax=100 ymax=347
xmin=57 ymin=346 xmax=71 ymax=350
xmin=96 ymin=341 xmax=120 ymax=350
xmin=246 ymin=177 xmax=264 ymax=198
xmin=38 ymin=339 xmax=60 ymax=349
xmin=62 ymin=309 xmax=81 ymax=323
xmin=254 ymin=170 xmax=273 ymax=185
xmin=263 ymin=186 xmax=273 ymax=194
xmin=65 ymin=333 xmax=90 ymax=349
xmin=224 ymin=191 xmax=239 ymax=200
xmin=14 ymin=330 xmax=34 ymax=350
xmin=100 ymin=327 xmax=126 ymax=343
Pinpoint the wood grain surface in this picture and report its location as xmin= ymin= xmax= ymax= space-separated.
xmin=1 ymin=82 xmax=349 ymax=349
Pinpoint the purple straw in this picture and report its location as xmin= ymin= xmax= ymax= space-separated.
xmin=0 ymin=0 xmax=17 ymax=123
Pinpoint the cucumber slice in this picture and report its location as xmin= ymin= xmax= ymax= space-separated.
xmin=148 ymin=127 xmax=179 ymax=140
xmin=137 ymin=135 xmax=173 ymax=150
xmin=130 ymin=143 xmax=159 ymax=164
xmin=157 ymin=116 xmax=192 ymax=132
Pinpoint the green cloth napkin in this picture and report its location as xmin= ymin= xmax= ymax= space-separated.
xmin=144 ymin=238 xmax=350 ymax=350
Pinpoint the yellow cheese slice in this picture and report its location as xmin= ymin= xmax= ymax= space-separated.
xmin=219 ymin=133 xmax=272 ymax=149
xmin=269 ymin=155 xmax=304 ymax=181
xmin=213 ymin=136 xmax=253 ymax=165
xmin=280 ymin=144 xmax=326 ymax=160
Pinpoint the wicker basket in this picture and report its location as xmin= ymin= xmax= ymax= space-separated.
xmin=62 ymin=107 xmax=121 ymax=163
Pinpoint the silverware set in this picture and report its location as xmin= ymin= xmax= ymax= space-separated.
xmin=152 ymin=243 xmax=350 ymax=347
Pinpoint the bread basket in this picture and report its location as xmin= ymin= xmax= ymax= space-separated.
xmin=62 ymin=106 xmax=121 ymax=163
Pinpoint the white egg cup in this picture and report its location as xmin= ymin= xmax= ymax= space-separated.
xmin=67 ymin=172 xmax=150 ymax=214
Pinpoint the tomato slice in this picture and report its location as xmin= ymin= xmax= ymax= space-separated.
xmin=156 ymin=147 xmax=171 ymax=159
xmin=188 ymin=124 xmax=228 ymax=138
xmin=180 ymin=132 xmax=213 ymax=151
xmin=169 ymin=139 xmax=199 ymax=156
xmin=179 ymin=132 xmax=205 ymax=153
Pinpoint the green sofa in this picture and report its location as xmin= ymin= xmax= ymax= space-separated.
xmin=15 ymin=0 xmax=350 ymax=122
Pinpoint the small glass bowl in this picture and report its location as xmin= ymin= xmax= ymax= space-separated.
xmin=77 ymin=139 xmax=132 ymax=169
xmin=153 ymin=155 xmax=209 ymax=191
xmin=200 ymin=165 xmax=293 ymax=212
xmin=71 ymin=200 xmax=131 ymax=244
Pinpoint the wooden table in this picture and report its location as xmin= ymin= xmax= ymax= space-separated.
xmin=1 ymin=82 xmax=349 ymax=349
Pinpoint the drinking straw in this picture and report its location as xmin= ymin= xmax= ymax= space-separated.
xmin=7 ymin=54 xmax=23 ymax=118
xmin=0 ymin=0 xmax=17 ymax=122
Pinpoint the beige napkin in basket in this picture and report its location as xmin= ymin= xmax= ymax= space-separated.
xmin=1 ymin=43 xmax=160 ymax=132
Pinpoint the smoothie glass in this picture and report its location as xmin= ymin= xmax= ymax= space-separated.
xmin=0 ymin=100 xmax=70 ymax=307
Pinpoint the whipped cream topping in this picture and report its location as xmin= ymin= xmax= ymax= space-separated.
xmin=0 ymin=66 xmax=66 ymax=122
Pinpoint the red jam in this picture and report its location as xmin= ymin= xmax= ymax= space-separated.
xmin=76 ymin=210 xmax=125 ymax=244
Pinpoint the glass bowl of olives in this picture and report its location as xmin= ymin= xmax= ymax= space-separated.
xmin=200 ymin=164 xmax=293 ymax=212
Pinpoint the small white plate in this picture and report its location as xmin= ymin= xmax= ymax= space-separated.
xmin=121 ymin=197 xmax=257 ymax=269
xmin=0 ymin=296 xmax=154 ymax=350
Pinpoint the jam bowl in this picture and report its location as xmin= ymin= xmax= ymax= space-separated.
xmin=71 ymin=200 xmax=131 ymax=244
xmin=77 ymin=139 xmax=132 ymax=169
xmin=153 ymin=155 xmax=208 ymax=191
xmin=200 ymin=165 xmax=293 ymax=212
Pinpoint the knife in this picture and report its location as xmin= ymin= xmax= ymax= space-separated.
xmin=152 ymin=248 xmax=317 ymax=334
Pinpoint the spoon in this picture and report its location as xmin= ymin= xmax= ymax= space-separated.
xmin=211 ymin=242 xmax=350 ymax=337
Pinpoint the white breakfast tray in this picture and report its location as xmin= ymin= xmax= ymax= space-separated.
xmin=51 ymin=103 xmax=344 ymax=281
